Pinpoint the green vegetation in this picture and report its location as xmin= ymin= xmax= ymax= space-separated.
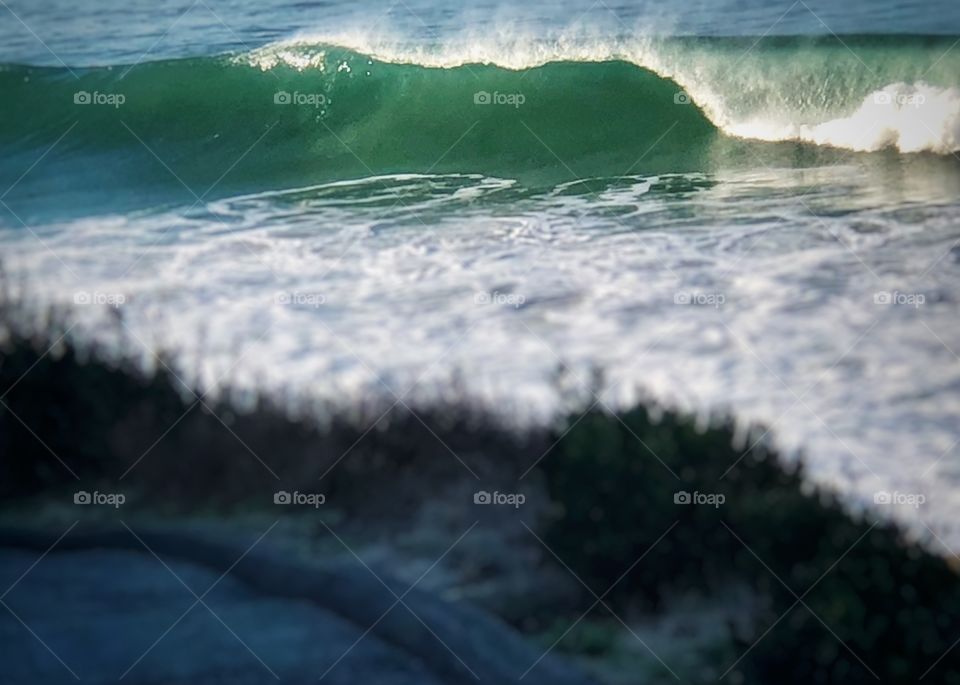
xmin=2 ymin=298 xmax=960 ymax=684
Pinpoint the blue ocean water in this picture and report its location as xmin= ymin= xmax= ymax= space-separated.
xmin=2 ymin=0 xmax=960 ymax=65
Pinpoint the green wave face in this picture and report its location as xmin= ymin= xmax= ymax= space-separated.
xmin=1 ymin=35 xmax=958 ymax=215
xmin=0 ymin=51 xmax=720 ymax=212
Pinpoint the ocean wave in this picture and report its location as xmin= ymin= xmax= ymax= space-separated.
xmin=1 ymin=35 xmax=958 ymax=209
xmin=245 ymin=33 xmax=960 ymax=154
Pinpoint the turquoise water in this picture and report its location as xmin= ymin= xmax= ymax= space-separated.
xmin=1 ymin=1 xmax=960 ymax=545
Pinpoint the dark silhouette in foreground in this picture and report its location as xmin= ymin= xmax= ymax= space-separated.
xmin=2 ymin=300 xmax=960 ymax=684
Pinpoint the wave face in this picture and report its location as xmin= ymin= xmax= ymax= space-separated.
xmin=0 ymin=49 xmax=720 ymax=208
xmin=1 ymin=35 xmax=958 ymax=213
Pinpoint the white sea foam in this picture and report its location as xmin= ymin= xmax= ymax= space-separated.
xmin=724 ymin=82 xmax=960 ymax=153
xmin=4 ymin=164 xmax=960 ymax=546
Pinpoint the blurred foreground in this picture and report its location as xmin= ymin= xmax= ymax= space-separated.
xmin=2 ymin=299 xmax=960 ymax=684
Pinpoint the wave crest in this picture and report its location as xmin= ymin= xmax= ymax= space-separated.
xmin=245 ymin=34 xmax=960 ymax=154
